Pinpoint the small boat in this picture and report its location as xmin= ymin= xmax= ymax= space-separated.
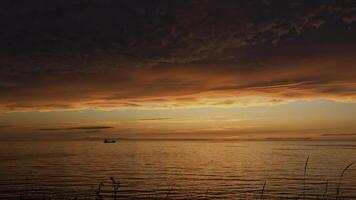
xmin=104 ymin=139 xmax=116 ymax=143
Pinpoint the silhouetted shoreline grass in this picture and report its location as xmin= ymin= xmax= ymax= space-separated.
xmin=15 ymin=158 xmax=356 ymax=200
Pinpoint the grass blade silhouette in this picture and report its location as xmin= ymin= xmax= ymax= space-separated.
xmin=165 ymin=188 xmax=173 ymax=199
xmin=110 ymin=177 xmax=120 ymax=200
xmin=303 ymin=155 xmax=310 ymax=200
xmin=323 ymin=180 xmax=328 ymax=200
xmin=260 ymin=180 xmax=267 ymax=200
xmin=336 ymin=161 xmax=356 ymax=200
xmin=95 ymin=181 xmax=104 ymax=200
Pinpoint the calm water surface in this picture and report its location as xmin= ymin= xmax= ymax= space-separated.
xmin=0 ymin=140 xmax=356 ymax=199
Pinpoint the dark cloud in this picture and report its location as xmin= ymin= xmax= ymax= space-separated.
xmin=139 ymin=118 xmax=173 ymax=121
xmin=39 ymin=126 xmax=113 ymax=131
xmin=0 ymin=0 xmax=355 ymax=111
xmin=0 ymin=125 xmax=13 ymax=129
xmin=322 ymin=133 xmax=356 ymax=137
xmin=263 ymin=137 xmax=313 ymax=141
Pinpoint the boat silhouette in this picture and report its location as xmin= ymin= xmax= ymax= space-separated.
xmin=104 ymin=139 xmax=116 ymax=143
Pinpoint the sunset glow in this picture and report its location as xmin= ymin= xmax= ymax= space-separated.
xmin=1 ymin=1 xmax=356 ymax=199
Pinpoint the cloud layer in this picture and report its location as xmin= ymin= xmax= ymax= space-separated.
xmin=1 ymin=0 xmax=355 ymax=111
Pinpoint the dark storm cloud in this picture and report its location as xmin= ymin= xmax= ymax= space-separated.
xmin=0 ymin=0 xmax=356 ymax=111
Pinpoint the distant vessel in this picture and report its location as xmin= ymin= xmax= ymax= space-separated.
xmin=104 ymin=139 xmax=116 ymax=143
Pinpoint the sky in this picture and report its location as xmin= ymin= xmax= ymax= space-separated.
xmin=0 ymin=0 xmax=356 ymax=140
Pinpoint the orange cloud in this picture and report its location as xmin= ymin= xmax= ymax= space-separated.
xmin=1 ymin=43 xmax=355 ymax=112
xmin=1 ymin=1 xmax=355 ymax=111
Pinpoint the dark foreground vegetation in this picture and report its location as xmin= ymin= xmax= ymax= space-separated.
xmin=16 ymin=158 xmax=356 ymax=200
